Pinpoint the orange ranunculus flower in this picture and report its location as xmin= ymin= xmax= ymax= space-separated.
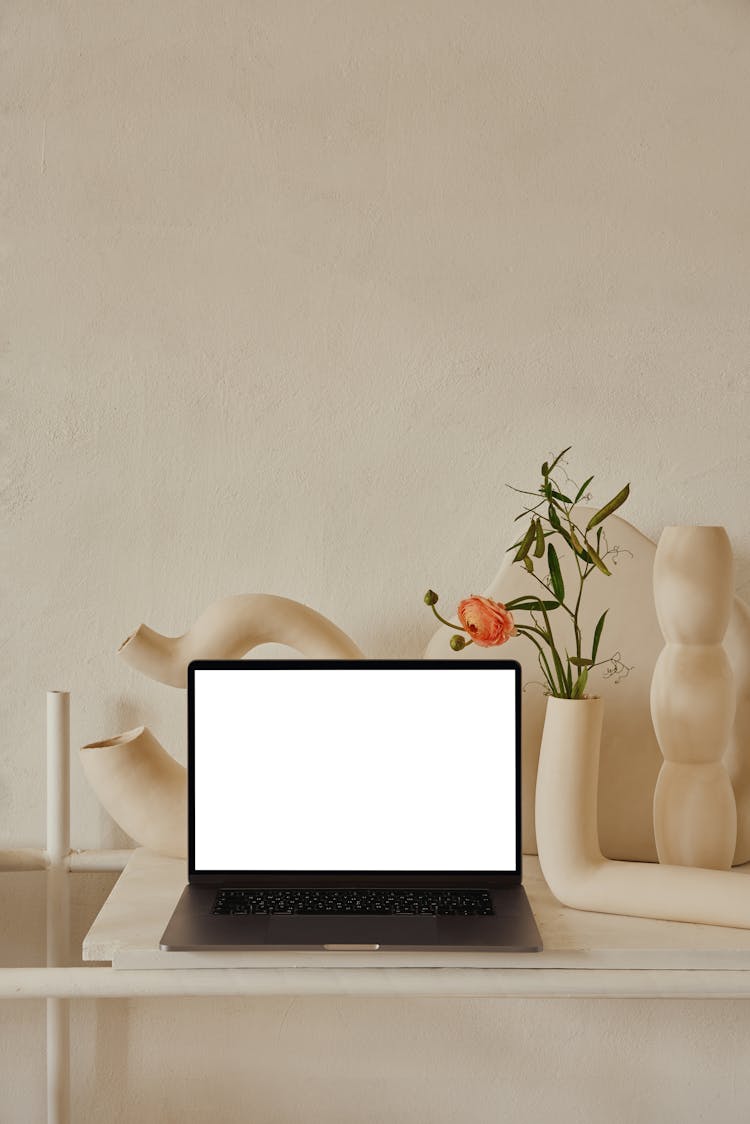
xmin=457 ymin=596 xmax=518 ymax=648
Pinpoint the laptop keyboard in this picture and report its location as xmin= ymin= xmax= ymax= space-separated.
xmin=212 ymin=887 xmax=494 ymax=917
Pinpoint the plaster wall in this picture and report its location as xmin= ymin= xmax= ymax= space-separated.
xmin=2 ymin=1 xmax=750 ymax=1119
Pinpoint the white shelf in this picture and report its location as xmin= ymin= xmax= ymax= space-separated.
xmin=78 ymin=849 xmax=750 ymax=996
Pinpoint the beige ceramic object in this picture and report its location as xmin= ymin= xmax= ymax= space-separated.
xmin=83 ymin=595 xmax=363 ymax=856
xmin=651 ymin=526 xmax=737 ymax=869
xmin=119 ymin=593 xmax=364 ymax=687
xmin=80 ymin=727 xmax=187 ymax=859
xmin=535 ymin=697 xmax=750 ymax=929
xmin=425 ymin=507 xmax=750 ymax=864
xmin=726 ymin=599 xmax=750 ymax=866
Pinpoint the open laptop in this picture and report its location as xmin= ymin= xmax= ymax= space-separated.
xmin=160 ymin=659 xmax=542 ymax=952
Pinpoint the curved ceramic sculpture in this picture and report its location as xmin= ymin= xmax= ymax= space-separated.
xmin=535 ymin=697 xmax=750 ymax=929
xmin=83 ymin=595 xmax=363 ymax=856
xmin=80 ymin=727 xmax=187 ymax=859
xmin=425 ymin=507 xmax=750 ymax=864
xmin=119 ymin=594 xmax=364 ymax=687
xmin=651 ymin=527 xmax=737 ymax=868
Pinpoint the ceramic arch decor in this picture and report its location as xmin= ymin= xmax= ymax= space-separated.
xmin=424 ymin=508 xmax=750 ymax=866
xmin=81 ymin=595 xmax=364 ymax=857
xmin=118 ymin=593 xmax=363 ymax=687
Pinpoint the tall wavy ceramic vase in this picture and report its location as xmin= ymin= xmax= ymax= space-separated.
xmin=535 ymin=697 xmax=605 ymax=899
xmin=651 ymin=526 xmax=737 ymax=869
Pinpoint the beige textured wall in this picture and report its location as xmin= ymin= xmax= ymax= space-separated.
xmin=3 ymin=1 xmax=750 ymax=1120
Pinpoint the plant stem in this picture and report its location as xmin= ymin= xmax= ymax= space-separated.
xmin=429 ymin=604 xmax=466 ymax=632
xmin=514 ymin=626 xmax=555 ymax=694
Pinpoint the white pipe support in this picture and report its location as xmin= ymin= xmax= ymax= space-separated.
xmin=46 ymin=693 xmax=70 ymax=866
xmin=46 ymin=690 xmax=71 ymax=1124
xmin=1 ymin=966 xmax=750 ymax=1000
xmin=0 ymin=848 xmax=48 ymax=872
xmin=67 ymin=849 xmax=133 ymax=873
xmin=47 ymin=998 xmax=69 ymax=1124
xmin=0 ymin=849 xmax=133 ymax=874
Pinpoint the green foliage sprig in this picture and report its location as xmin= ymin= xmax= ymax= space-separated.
xmin=504 ymin=447 xmax=630 ymax=697
xmin=424 ymin=447 xmax=632 ymax=699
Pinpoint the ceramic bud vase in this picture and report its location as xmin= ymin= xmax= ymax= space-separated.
xmin=535 ymin=696 xmax=605 ymax=899
xmin=651 ymin=526 xmax=737 ymax=869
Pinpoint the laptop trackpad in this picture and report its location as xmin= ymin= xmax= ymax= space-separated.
xmin=267 ymin=915 xmax=438 ymax=945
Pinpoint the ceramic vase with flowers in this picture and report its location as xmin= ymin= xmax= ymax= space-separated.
xmin=424 ymin=447 xmax=632 ymax=898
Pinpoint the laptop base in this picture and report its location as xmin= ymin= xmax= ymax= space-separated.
xmin=160 ymin=884 xmax=542 ymax=952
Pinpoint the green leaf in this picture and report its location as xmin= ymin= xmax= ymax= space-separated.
xmin=533 ymin=518 xmax=546 ymax=557
xmin=571 ymin=667 xmax=589 ymax=699
xmin=569 ymin=657 xmax=593 ymax=667
xmin=541 ymin=461 xmax=550 ymax=477
xmin=523 ymin=556 xmax=534 ymax=573
xmin=586 ymin=483 xmax=630 ymax=530
xmin=591 ymin=610 xmax=607 ymax=663
xmin=550 ymin=645 xmax=568 ymax=696
xmin=547 ymin=542 xmax=565 ymax=602
xmin=504 ymin=597 xmax=561 ymax=611
xmin=574 ymin=475 xmax=594 ymax=504
xmin=549 ymin=489 xmax=573 ymax=504
xmin=548 ymin=504 xmax=563 ymax=532
xmin=546 ymin=446 xmax=571 ymax=475
xmin=585 ymin=540 xmax=612 ymax=576
xmin=514 ymin=520 xmax=536 ymax=562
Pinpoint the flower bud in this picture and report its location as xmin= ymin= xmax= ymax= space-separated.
xmin=450 ymin=634 xmax=466 ymax=651
xmin=424 ymin=590 xmax=439 ymax=606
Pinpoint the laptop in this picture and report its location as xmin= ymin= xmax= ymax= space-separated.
xmin=160 ymin=658 xmax=542 ymax=952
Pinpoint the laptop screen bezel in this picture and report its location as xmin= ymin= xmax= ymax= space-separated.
xmin=187 ymin=658 xmax=522 ymax=888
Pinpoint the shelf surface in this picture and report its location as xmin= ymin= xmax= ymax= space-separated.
xmin=80 ymin=849 xmax=750 ymax=995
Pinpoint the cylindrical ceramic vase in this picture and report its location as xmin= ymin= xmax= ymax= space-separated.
xmin=651 ymin=526 xmax=737 ymax=869
xmin=535 ymin=696 xmax=605 ymax=895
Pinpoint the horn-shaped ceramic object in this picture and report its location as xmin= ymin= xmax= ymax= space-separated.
xmin=118 ymin=594 xmax=363 ymax=687
xmin=82 ymin=595 xmax=363 ymax=855
xmin=80 ymin=727 xmax=187 ymax=858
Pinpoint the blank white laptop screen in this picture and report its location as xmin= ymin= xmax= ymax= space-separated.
xmin=193 ymin=666 xmax=518 ymax=873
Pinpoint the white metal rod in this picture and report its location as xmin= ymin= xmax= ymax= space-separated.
xmin=46 ymin=867 xmax=70 ymax=981
xmin=1 ymin=967 xmax=750 ymax=1000
xmin=0 ymin=848 xmax=48 ymax=871
xmin=66 ymin=849 xmax=133 ymax=872
xmin=46 ymin=693 xmax=70 ymax=866
xmin=46 ymin=691 xmax=71 ymax=1124
xmin=0 ymin=848 xmax=134 ymax=874
xmin=47 ymin=998 xmax=69 ymax=1122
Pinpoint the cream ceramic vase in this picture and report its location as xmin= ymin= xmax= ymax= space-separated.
xmin=535 ymin=696 xmax=605 ymax=897
xmin=534 ymin=694 xmax=750 ymax=928
xmin=651 ymin=526 xmax=737 ymax=869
